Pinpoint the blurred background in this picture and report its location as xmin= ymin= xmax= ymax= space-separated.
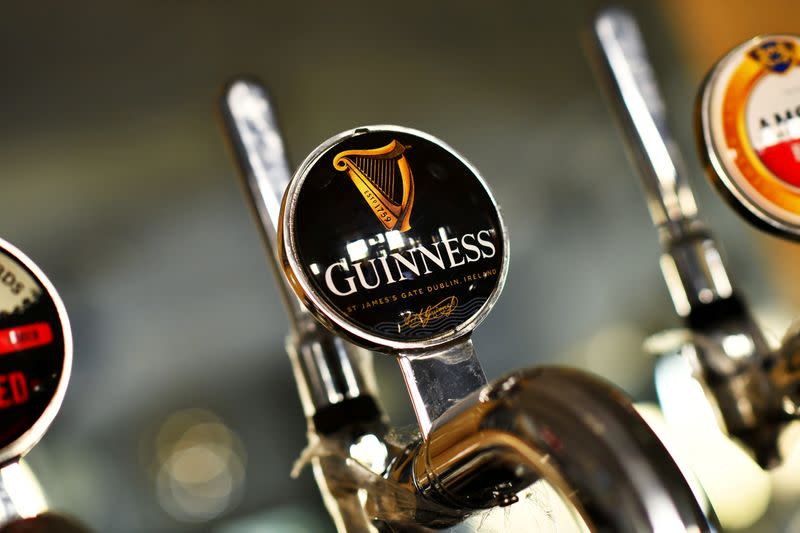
xmin=1 ymin=0 xmax=798 ymax=530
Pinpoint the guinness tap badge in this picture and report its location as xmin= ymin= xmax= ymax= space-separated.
xmin=699 ymin=34 xmax=800 ymax=239
xmin=280 ymin=126 xmax=508 ymax=351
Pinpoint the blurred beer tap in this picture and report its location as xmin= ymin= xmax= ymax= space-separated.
xmin=591 ymin=6 xmax=800 ymax=468
xmin=0 ymin=239 xmax=88 ymax=532
xmin=220 ymin=78 xmax=716 ymax=531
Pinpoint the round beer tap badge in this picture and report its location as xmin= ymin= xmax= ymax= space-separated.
xmin=0 ymin=239 xmax=71 ymax=465
xmin=700 ymin=34 xmax=800 ymax=238
xmin=280 ymin=126 xmax=507 ymax=351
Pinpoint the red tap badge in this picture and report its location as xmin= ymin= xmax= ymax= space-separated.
xmin=699 ymin=35 xmax=800 ymax=239
xmin=0 ymin=239 xmax=71 ymax=465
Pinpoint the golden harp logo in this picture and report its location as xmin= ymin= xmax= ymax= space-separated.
xmin=333 ymin=140 xmax=415 ymax=232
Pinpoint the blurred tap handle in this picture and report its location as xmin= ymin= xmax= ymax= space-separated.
xmin=588 ymin=6 xmax=794 ymax=468
xmin=218 ymin=78 xmax=311 ymax=328
xmin=590 ymin=7 xmax=698 ymax=238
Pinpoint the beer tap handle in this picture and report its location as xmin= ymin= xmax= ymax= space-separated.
xmin=220 ymin=79 xmax=383 ymax=425
xmin=592 ymin=7 xmax=698 ymax=238
xmin=219 ymin=82 xmax=718 ymax=532
xmin=219 ymin=79 xmax=310 ymax=328
xmin=590 ymin=7 xmax=788 ymax=467
xmin=591 ymin=7 xmax=738 ymax=319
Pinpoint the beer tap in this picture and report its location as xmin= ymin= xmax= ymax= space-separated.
xmin=220 ymin=78 xmax=716 ymax=531
xmin=591 ymin=7 xmax=800 ymax=469
xmin=0 ymin=238 xmax=87 ymax=531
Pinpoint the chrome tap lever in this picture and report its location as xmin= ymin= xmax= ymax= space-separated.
xmin=591 ymin=7 xmax=789 ymax=467
xmin=221 ymin=80 xmax=387 ymax=533
xmin=220 ymin=79 xmax=380 ymax=422
xmin=593 ymin=7 xmax=698 ymax=237
xmin=220 ymin=79 xmax=309 ymax=327
xmin=592 ymin=7 xmax=736 ymax=317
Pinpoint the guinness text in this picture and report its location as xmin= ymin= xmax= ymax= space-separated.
xmin=324 ymin=229 xmax=496 ymax=296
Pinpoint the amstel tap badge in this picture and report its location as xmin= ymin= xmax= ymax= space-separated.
xmin=699 ymin=35 xmax=800 ymax=239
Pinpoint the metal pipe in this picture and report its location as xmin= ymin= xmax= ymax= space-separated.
xmin=219 ymin=78 xmax=310 ymax=327
xmin=593 ymin=9 xmax=697 ymax=238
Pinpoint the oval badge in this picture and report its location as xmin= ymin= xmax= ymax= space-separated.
xmin=699 ymin=34 xmax=800 ymax=239
xmin=280 ymin=126 xmax=508 ymax=351
xmin=0 ymin=239 xmax=71 ymax=465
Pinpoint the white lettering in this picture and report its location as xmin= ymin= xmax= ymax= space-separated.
xmin=320 ymin=229 xmax=498 ymax=295
xmin=415 ymin=242 xmax=445 ymax=274
xmin=461 ymin=233 xmax=482 ymax=263
xmin=391 ymin=249 xmax=420 ymax=279
xmin=477 ymin=230 xmax=496 ymax=258
xmin=443 ymin=237 xmax=465 ymax=267
xmin=354 ymin=260 xmax=381 ymax=290
xmin=325 ymin=260 xmax=357 ymax=296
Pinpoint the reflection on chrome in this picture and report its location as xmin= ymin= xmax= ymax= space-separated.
xmin=0 ymin=461 xmax=48 ymax=523
xmin=385 ymin=230 xmax=405 ymax=250
xmin=348 ymin=434 xmax=388 ymax=475
xmin=346 ymin=239 xmax=369 ymax=263
xmin=721 ymin=333 xmax=757 ymax=360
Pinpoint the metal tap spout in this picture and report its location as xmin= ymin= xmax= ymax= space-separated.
xmin=381 ymin=367 xmax=716 ymax=532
